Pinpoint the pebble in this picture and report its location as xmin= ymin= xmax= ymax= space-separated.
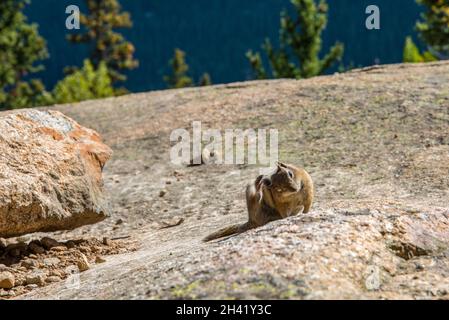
xmin=0 ymin=238 xmax=7 ymax=249
xmin=95 ymin=256 xmax=106 ymax=264
xmin=28 ymin=242 xmax=45 ymax=254
xmin=21 ymin=259 xmax=39 ymax=269
xmin=65 ymin=241 xmax=76 ymax=249
xmin=43 ymin=257 xmax=61 ymax=267
xmin=77 ymin=254 xmax=90 ymax=272
xmin=78 ymin=246 xmax=91 ymax=253
xmin=159 ymin=190 xmax=167 ymax=197
xmin=14 ymin=278 xmax=25 ymax=286
xmin=90 ymin=246 xmax=101 ymax=253
xmin=26 ymin=271 xmax=46 ymax=286
xmin=0 ymin=272 xmax=15 ymax=289
xmin=102 ymin=237 xmax=111 ymax=246
xmin=7 ymin=243 xmax=27 ymax=257
xmin=40 ymin=237 xmax=60 ymax=250
xmin=25 ymin=284 xmax=38 ymax=289
xmin=173 ymin=170 xmax=181 ymax=176
xmin=9 ymin=249 xmax=21 ymax=258
xmin=0 ymin=236 xmax=129 ymax=298
xmin=0 ymin=264 xmax=8 ymax=272
xmin=50 ymin=246 xmax=67 ymax=252
xmin=46 ymin=276 xmax=61 ymax=283
xmin=414 ymin=262 xmax=424 ymax=271
xmin=50 ymin=270 xmax=64 ymax=277
xmin=0 ymin=290 xmax=10 ymax=297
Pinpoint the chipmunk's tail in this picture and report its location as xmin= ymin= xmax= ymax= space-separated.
xmin=203 ymin=222 xmax=252 ymax=242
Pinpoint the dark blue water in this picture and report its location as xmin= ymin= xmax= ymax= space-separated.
xmin=26 ymin=0 xmax=423 ymax=93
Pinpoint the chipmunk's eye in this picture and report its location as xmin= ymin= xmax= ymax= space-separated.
xmin=287 ymin=170 xmax=293 ymax=179
xmin=264 ymin=179 xmax=272 ymax=187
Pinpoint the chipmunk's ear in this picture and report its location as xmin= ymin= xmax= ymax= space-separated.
xmin=276 ymin=161 xmax=289 ymax=169
xmin=275 ymin=162 xmax=282 ymax=173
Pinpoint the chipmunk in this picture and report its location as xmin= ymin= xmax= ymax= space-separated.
xmin=203 ymin=162 xmax=314 ymax=242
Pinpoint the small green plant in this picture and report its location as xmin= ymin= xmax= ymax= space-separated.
xmin=198 ymin=73 xmax=212 ymax=87
xmin=51 ymin=59 xmax=114 ymax=104
xmin=403 ymin=36 xmax=437 ymax=63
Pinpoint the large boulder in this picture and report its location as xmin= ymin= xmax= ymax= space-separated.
xmin=0 ymin=110 xmax=112 ymax=238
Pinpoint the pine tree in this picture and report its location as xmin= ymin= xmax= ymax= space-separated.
xmin=52 ymin=60 xmax=114 ymax=104
xmin=198 ymin=73 xmax=212 ymax=87
xmin=416 ymin=0 xmax=449 ymax=58
xmin=164 ymin=49 xmax=213 ymax=89
xmin=67 ymin=0 xmax=138 ymax=86
xmin=164 ymin=49 xmax=194 ymax=89
xmin=0 ymin=0 xmax=49 ymax=110
xmin=4 ymin=80 xmax=53 ymax=109
xmin=403 ymin=36 xmax=437 ymax=63
xmin=247 ymin=0 xmax=344 ymax=80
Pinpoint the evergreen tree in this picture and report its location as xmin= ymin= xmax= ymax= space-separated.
xmin=0 ymin=0 xmax=49 ymax=110
xmin=247 ymin=0 xmax=344 ymax=80
xmin=164 ymin=49 xmax=193 ymax=89
xmin=164 ymin=49 xmax=212 ymax=88
xmin=52 ymin=59 xmax=114 ymax=104
xmin=198 ymin=73 xmax=212 ymax=87
xmin=67 ymin=0 xmax=138 ymax=86
xmin=403 ymin=36 xmax=436 ymax=63
xmin=416 ymin=0 xmax=449 ymax=58
xmin=5 ymin=80 xmax=53 ymax=109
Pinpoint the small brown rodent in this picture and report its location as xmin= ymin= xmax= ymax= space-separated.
xmin=203 ymin=162 xmax=314 ymax=242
